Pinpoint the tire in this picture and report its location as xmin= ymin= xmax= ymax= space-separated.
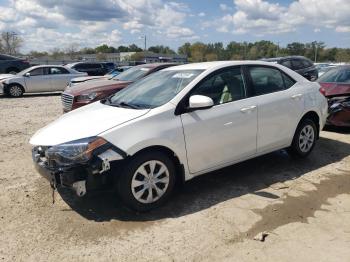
xmin=7 ymin=84 xmax=24 ymax=97
xmin=117 ymin=151 xmax=176 ymax=212
xmin=288 ymin=119 xmax=317 ymax=158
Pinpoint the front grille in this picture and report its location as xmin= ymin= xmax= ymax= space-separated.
xmin=61 ymin=93 xmax=74 ymax=111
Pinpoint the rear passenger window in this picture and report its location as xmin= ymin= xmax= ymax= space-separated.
xmin=292 ymin=59 xmax=305 ymax=70
xmin=248 ymin=67 xmax=285 ymax=95
xmin=282 ymin=73 xmax=296 ymax=88
xmin=191 ymin=67 xmax=246 ymax=105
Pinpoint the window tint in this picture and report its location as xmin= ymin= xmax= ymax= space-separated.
xmin=191 ymin=67 xmax=246 ymax=105
xmin=87 ymin=63 xmax=102 ymax=69
xmin=29 ymin=67 xmax=45 ymax=76
xmin=249 ymin=67 xmax=285 ymax=95
xmin=50 ymin=67 xmax=69 ymax=74
xmin=292 ymin=59 xmax=305 ymax=70
xmin=281 ymin=60 xmax=292 ymax=69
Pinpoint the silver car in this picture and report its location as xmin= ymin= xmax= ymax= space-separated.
xmin=0 ymin=65 xmax=87 ymax=97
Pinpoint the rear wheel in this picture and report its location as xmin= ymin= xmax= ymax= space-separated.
xmin=7 ymin=84 xmax=24 ymax=97
xmin=117 ymin=151 xmax=176 ymax=212
xmin=288 ymin=119 xmax=317 ymax=157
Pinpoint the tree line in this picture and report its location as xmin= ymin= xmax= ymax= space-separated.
xmin=1 ymin=31 xmax=349 ymax=62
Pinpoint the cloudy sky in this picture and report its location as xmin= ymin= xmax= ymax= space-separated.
xmin=0 ymin=0 xmax=349 ymax=53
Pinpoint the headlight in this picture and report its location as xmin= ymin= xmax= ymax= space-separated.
xmin=76 ymin=92 xmax=99 ymax=102
xmin=46 ymin=137 xmax=107 ymax=166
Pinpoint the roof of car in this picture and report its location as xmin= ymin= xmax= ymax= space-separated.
xmin=163 ymin=60 xmax=283 ymax=71
xmin=137 ymin=62 xmax=178 ymax=68
xmin=262 ymin=56 xmax=309 ymax=61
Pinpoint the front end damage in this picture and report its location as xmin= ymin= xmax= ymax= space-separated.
xmin=327 ymin=96 xmax=350 ymax=127
xmin=32 ymin=137 xmax=126 ymax=197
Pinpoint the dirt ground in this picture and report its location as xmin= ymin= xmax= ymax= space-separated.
xmin=0 ymin=94 xmax=350 ymax=262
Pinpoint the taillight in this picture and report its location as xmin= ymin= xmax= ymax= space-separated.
xmin=319 ymin=87 xmax=326 ymax=96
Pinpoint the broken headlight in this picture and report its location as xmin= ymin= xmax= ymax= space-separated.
xmin=46 ymin=137 xmax=107 ymax=166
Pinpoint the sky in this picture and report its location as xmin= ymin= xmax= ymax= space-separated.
xmin=0 ymin=0 xmax=349 ymax=53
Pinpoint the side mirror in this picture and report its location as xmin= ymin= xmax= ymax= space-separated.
xmin=188 ymin=95 xmax=214 ymax=110
xmin=24 ymin=72 xmax=31 ymax=77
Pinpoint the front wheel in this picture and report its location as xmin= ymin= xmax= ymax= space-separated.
xmin=288 ymin=119 xmax=317 ymax=158
xmin=117 ymin=152 xmax=176 ymax=212
xmin=8 ymin=84 xmax=24 ymax=97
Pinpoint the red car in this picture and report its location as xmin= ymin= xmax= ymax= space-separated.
xmin=61 ymin=63 xmax=177 ymax=112
xmin=318 ymin=66 xmax=350 ymax=127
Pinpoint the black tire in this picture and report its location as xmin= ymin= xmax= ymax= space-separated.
xmin=117 ymin=151 xmax=176 ymax=212
xmin=288 ymin=118 xmax=317 ymax=158
xmin=7 ymin=84 xmax=24 ymax=97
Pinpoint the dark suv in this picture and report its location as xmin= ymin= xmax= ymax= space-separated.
xmin=263 ymin=56 xmax=318 ymax=81
xmin=0 ymin=54 xmax=30 ymax=74
xmin=66 ymin=62 xmax=110 ymax=76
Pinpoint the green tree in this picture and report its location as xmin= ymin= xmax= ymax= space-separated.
xmin=178 ymin=42 xmax=191 ymax=58
xmin=148 ymin=45 xmax=175 ymax=54
xmin=190 ymin=42 xmax=207 ymax=62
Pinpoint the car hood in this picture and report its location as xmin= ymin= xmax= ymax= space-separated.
xmin=71 ymin=76 xmax=108 ymax=83
xmin=65 ymin=79 xmax=131 ymax=95
xmin=30 ymin=101 xmax=150 ymax=146
xmin=0 ymin=74 xmax=17 ymax=81
xmin=319 ymin=82 xmax=350 ymax=97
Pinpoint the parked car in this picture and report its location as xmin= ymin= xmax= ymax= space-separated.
xmin=0 ymin=54 xmax=30 ymax=74
xmin=66 ymin=62 xmax=110 ymax=76
xmin=61 ymin=63 xmax=176 ymax=112
xmin=68 ymin=66 xmax=133 ymax=86
xmin=101 ymin=62 xmax=115 ymax=72
xmin=0 ymin=65 xmax=87 ymax=97
xmin=30 ymin=61 xmax=328 ymax=211
xmin=315 ymin=63 xmax=336 ymax=77
xmin=263 ymin=56 xmax=318 ymax=81
xmin=318 ymin=66 xmax=350 ymax=127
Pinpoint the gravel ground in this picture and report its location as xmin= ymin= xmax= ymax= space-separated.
xmin=0 ymin=94 xmax=350 ymax=262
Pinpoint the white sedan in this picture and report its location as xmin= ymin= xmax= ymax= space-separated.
xmin=30 ymin=61 xmax=328 ymax=211
xmin=0 ymin=65 xmax=87 ymax=97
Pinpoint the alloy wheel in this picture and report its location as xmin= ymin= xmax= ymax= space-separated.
xmin=9 ymin=85 xmax=23 ymax=97
xmin=298 ymin=125 xmax=315 ymax=153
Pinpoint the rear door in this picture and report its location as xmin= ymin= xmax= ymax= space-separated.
xmin=246 ymin=65 xmax=303 ymax=153
xmin=180 ymin=66 xmax=258 ymax=174
xmin=49 ymin=67 xmax=71 ymax=91
xmin=24 ymin=67 xmax=52 ymax=92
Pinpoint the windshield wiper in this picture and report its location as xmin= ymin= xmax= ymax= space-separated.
xmin=109 ymin=101 xmax=140 ymax=109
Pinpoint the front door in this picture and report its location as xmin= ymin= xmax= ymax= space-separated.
xmin=24 ymin=67 xmax=51 ymax=92
xmin=180 ymin=67 xmax=258 ymax=174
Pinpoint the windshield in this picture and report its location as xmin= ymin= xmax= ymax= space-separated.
xmin=105 ymin=69 xmax=203 ymax=109
xmin=111 ymin=66 xmax=151 ymax=81
xmin=318 ymin=68 xmax=340 ymax=83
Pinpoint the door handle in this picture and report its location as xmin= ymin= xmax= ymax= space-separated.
xmin=240 ymin=105 xmax=257 ymax=113
xmin=291 ymin=94 xmax=303 ymax=99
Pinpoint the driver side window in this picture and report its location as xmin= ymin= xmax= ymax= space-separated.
xmin=29 ymin=67 xmax=45 ymax=76
xmin=191 ymin=67 xmax=246 ymax=106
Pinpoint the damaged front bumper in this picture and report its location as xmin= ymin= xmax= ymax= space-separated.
xmin=327 ymin=96 xmax=350 ymax=127
xmin=32 ymin=145 xmax=126 ymax=196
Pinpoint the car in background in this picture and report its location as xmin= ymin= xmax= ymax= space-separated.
xmin=318 ymin=66 xmax=350 ymax=127
xmin=61 ymin=63 xmax=177 ymax=112
xmin=31 ymin=61 xmax=328 ymax=211
xmin=263 ymin=56 xmax=318 ymax=81
xmin=0 ymin=54 xmax=31 ymax=74
xmin=101 ymin=62 xmax=116 ymax=72
xmin=66 ymin=62 xmax=110 ymax=76
xmin=68 ymin=66 xmax=133 ymax=86
xmin=0 ymin=65 xmax=87 ymax=97
xmin=315 ymin=63 xmax=336 ymax=77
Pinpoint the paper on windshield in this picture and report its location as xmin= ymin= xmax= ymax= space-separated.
xmin=172 ymin=73 xmax=195 ymax=79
